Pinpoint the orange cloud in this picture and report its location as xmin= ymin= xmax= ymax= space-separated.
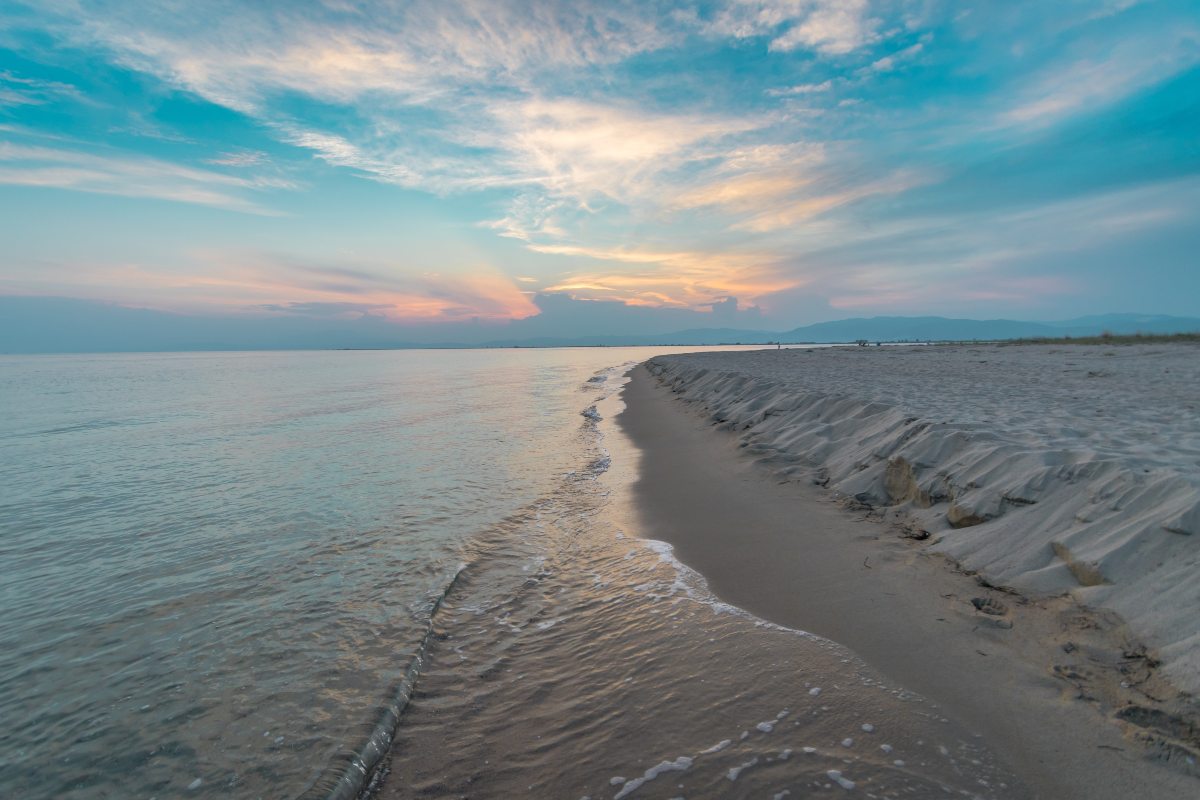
xmin=536 ymin=243 xmax=800 ymax=309
xmin=6 ymin=254 xmax=539 ymax=321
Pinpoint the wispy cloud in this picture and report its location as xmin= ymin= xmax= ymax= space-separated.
xmin=34 ymin=1 xmax=678 ymax=111
xmin=753 ymin=174 xmax=1200 ymax=316
xmin=868 ymin=40 xmax=926 ymax=73
xmin=766 ymin=79 xmax=832 ymax=96
xmin=4 ymin=0 xmax=1198 ymax=323
xmin=532 ymin=241 xmax=797 ymax=309
xmin=998 ymin=25 xmax=1199 ymax=127
xmin=0 ymin=140 xmax=291 ymax=213
xmin=709 ymin=0 xmax=880 ymax=55
xmin=2 ymin=247 xmax=541 ymax=320
xmin=487 ymin=97 xmax=764 ymax=205
xmin=1 ymin=1 xmax=916 ymax=311
xmin=205 ymin=150 xmax=267 ymax=167
xmin=0 ymin=69 xmax=84 ymax=106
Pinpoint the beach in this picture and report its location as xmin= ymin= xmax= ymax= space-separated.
xmin=620 ymin=343 xmax=1199 ymax=798
xmin=5 ymin=347 xmax=1031 ymax=800
xmin=365 ymin=351 xmax=1029 ymax=800
xmin=7 ymin=1 xmax=1198 ymax=796
xmin=3 ymin=352 xmax=1191 ymax=799
xmin=5 ymin=345 xmax=1197 ymax=799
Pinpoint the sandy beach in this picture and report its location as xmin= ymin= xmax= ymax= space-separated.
xmin=621 ymin=343 xmax=1200 ymax=799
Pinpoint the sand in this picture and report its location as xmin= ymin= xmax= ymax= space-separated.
xmin=620 ymin=343 xmax=1200 ymax=799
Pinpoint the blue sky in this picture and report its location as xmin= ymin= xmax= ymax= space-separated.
xmin=1 ymin=0 xmax=1198 ymax=336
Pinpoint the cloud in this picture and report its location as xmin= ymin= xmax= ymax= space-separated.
xmin=206 ymin=150 xmax=267 ymax=167
xmin=753 ymin=174 xmax=1200 ymax=317
xmin=497 ymin=290 xmax=770 ymax=339
xmin=4 ymin=0 xmax=895 ymax=315
xmin=6 ymin=0 xmax=1199 ymax=328
xmin=0 ymin=69 xmax=84 ymax=106
xmin=232 ymin=256 xmax=543 ymax=320
xmin=869 ymin=41 xmax=925 ymax=73
xmin=274 ymin=96 xmax=773 ymax=238
xmin=487 ymin=97 xmax=764 ymax=205
xmin=767 ymin=1 xmax=878 ymax=54
xmin=998 ymin=25 xmax=1200 ymax=127
xmin=766 ymin=79 xmax=833 ymax=96
xmin=0 ymin=140 xmax=290 ymax=213
xmin=533 ymin=241 xmax=800 ymax=311
xmin=736 ymin=169 xmax=926 ymax=232
xmin=31 ymin=1 xmax=679 ymax=112
xmin=2 ymin=246 xmax=542 ymax=320
xmin=708 ymin=0 xmax=879 ymax=54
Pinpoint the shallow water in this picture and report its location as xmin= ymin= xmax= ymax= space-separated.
xmin=378 ymin=378 xmax=1025 ymax=800
xmin=0 ymin=348 xmax=1022 ymax=799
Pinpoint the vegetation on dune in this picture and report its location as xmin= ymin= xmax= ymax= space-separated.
xmin=1000 ymin=331 xmax=1200 ymax=346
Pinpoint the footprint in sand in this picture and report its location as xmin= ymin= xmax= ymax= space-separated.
xmin=971 ymin=597 xmax=1008 ymax=616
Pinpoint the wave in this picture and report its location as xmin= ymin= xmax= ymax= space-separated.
xmin=11 ymin=418 xmax=142 ymax=438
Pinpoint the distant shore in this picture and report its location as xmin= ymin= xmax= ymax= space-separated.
xmin=619 ymin=343 xmax=1199 ymax=798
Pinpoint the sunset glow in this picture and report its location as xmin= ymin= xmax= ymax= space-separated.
xmin=2 ymin=0 xmax=1198 ymax=339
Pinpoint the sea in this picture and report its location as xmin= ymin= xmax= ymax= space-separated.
xmin=0 ymin=348 xmax=1021 ymax=799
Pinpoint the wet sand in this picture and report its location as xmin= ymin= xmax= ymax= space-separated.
xmin=619 ymin=363 xmax=1198 ymax=799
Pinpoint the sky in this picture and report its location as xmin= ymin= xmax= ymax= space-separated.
xmin=1 ymin=0 xmax=1198 ymax=341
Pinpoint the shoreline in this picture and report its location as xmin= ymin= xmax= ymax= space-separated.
xmin=363 ymin=360 xmax=1032 ymax=800
xmin=618 ymin=359 xmax=1199 ymax=799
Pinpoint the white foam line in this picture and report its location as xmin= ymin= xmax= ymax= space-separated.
xmin=727 ymin=757 xmax=758 ymax=781
xmin=827 ymin=769 xmax=856 ymax=790
xmin=612 ymin=756 xmax=693 ymax=800
xmin=630 ymin=537 xmax=822 ymax=640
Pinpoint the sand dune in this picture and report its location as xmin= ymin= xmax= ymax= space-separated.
xmin=646 ymin=343 xmax=1200 ymax=694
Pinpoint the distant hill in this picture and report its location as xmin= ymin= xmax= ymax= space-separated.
xmin=1 ymin=296 xmax=1198 ymax=353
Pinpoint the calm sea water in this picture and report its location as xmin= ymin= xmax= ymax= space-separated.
xmin=0 ymin=348 xmax=1022 ymax=800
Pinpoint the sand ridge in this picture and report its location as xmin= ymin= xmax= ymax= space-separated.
xmin=646 ymin=343 xmax=1200 ymax=697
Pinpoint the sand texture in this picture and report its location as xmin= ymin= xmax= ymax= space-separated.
xmin=620 ymin=366 xmax=1200 ymax=797
xmin=645 ymin=344 xmax=1200 ymax=695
